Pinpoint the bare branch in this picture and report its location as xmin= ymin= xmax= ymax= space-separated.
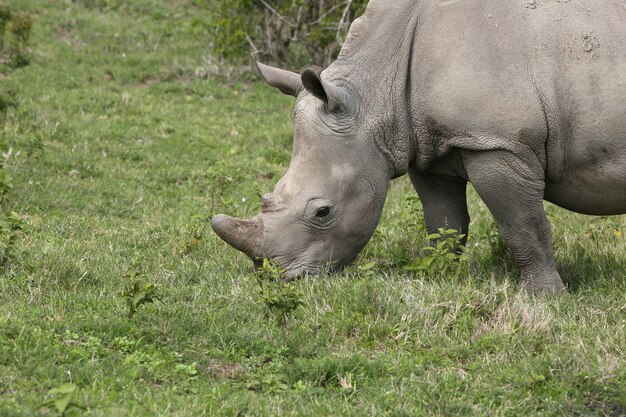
xmin=245 ymin=33 xmax=259 ymax=55
xmin=309 ymin=1 xmax=348 ymax=26
xmin=257 ymin=0 xmax=295 ymax=26
xmin=291 ymin=5 xmax=303 ymax=41
xmin=336 ymin=0 xmax=353 ymax=45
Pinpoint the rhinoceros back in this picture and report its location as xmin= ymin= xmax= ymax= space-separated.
xmin=334 ymin=0 xmax=626 ymax=214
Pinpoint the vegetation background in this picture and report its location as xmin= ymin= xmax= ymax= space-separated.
xmin=0 ymin=1 xmax=624 ymax=416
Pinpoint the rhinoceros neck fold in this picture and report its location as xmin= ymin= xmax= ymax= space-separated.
xmin=337 ymin=0 xmax=424 ymax=66
xmin=330 ymin=0 xmax=423 ymax=179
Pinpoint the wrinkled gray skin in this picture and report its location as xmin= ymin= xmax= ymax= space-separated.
xmin=212 ymin=0 xmax=626 ymax=293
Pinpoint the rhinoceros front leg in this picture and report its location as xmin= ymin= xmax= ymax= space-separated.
xmin=408 ymin=169 xmax=470 ymax=249
xmin=462 ymin=150 xmax=566 ymax=293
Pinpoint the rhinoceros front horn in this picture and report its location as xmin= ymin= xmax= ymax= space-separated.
xmin=211 ymin=214 xmax=264 ymax=259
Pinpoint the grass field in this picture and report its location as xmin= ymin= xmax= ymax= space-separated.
xmin=1 ymin=1 xmax=625 ymax=416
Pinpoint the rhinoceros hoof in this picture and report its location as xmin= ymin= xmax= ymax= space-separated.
xmin=520 ymin=274 xmax=567 ymax=295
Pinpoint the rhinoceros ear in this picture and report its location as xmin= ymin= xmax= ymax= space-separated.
xmin=301 ymin=67 xmax=353 ymax=114
xmin=255 ymin=60 xmax=303 ymax=97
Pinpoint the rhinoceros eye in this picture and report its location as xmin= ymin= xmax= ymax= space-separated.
xmin=315 ymin=207 xmax=331 ymax=218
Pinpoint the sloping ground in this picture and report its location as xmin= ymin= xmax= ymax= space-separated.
xmin=0 ymin=1 xmax=624 ymax=416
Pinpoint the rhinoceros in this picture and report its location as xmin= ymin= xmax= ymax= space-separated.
xmin=211 ymin=0 xmax=626 ymax=293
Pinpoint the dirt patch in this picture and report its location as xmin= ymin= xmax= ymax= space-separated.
xmin=585 ymin=397 xmax=626 ymax=417
xmin=205 ymin=359 xmax=241 ymax=379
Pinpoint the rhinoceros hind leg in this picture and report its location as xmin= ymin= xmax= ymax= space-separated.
xmin=463 ymin=150 xmax=567 ymax=294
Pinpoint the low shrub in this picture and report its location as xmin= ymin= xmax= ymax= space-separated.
xmin=0 ymin=4 xmax=34 ymax=70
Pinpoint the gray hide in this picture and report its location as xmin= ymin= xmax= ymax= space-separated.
xmin=212 ymin=0 xmax=626 ymax=293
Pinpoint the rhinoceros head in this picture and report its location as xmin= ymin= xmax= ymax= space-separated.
xmin=211 ymin=61 xmax=390 ymax=278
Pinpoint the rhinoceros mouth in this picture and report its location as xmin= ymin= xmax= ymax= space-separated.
xmin=281 ymin=257 xmax=350 ymax=280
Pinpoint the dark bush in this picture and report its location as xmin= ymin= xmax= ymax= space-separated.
xmin=0 ymin=5 xmax=11 ymax=50
xmin=199 ymin=0 xmax=368 ymax=69
xmin=0 ymin=4 xmax=34 ymax=70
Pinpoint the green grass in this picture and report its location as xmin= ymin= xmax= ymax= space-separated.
xmin=1 ymin=1 xmax=624 ymax=416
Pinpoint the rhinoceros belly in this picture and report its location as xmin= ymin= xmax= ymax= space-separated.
xmin=544 ymin=135 xmax=626 ymax=215
xmin=544 ymin=174 xmax=626 ymax=216
xmin=542 ymin=70 xmax=626 ymax=214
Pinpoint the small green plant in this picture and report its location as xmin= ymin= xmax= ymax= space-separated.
xmin=397 ymin=194 xmax=427 ymax=263
xmin=0 ymin=165 xmax=12 ymax=202
xmin=406 ymin=228 xmax=467 ymax=278
xmin=0 ymin=115 xmax=24 ymax=268
xmin=401 ymin=195 xmax=427 ymax=237
xmin=38 ymin=383 xmax=85 ymax=416
xmin=175 ymin=361 xmax=198 ymax=377
xmin=244 ymin=359 xmax=290 ymax=393
xmin=122 ymin=257 xmax=161 ymax=318
xmin=8 ymin=12 xmax=32 ymax=45
xmin=486 ymin=220 xmax=508 ymax=259
xmin=254 ymin=259 xmax=304 ymax=334
xmin=0 ymin=211 xmax=25 ymax=267
xmin=356 ymin=261 xmax=377 ymax=278
xmin=206 ymin=160 xmax=246 ymax=216
xmin=178 ymin=212 xmax=210 ymax=255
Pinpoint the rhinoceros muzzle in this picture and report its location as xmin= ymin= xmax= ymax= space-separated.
xmin=210 ymin=214 xmax=264 ymax=263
